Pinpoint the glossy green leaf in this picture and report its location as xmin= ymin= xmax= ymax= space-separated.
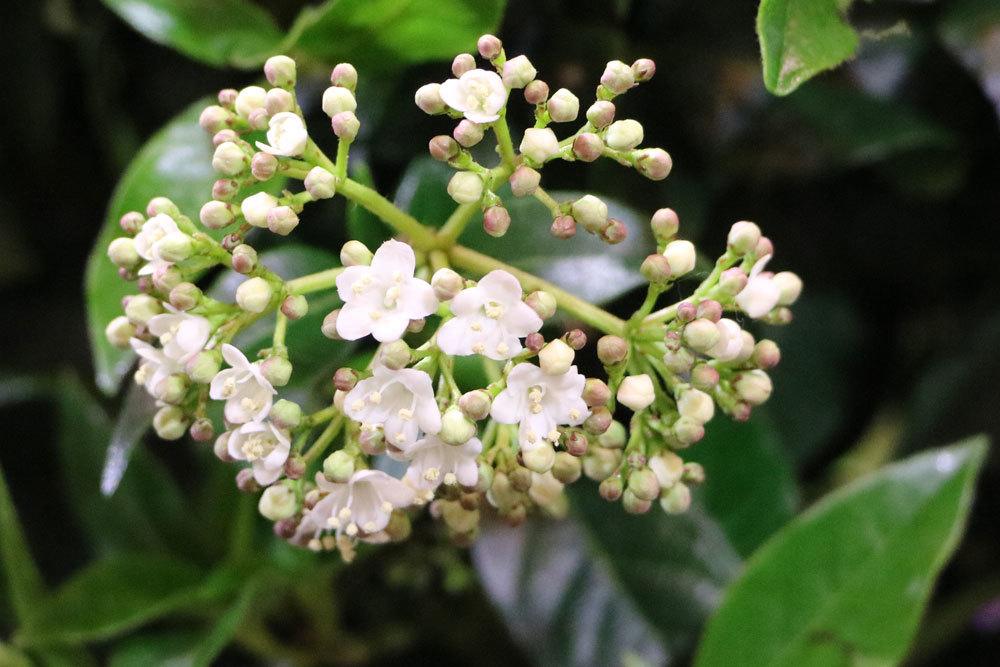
xmin=685 ymin=414 xmax=798 ymax=556
xmin=695 ymin=437 xmax=989 ymax=667
xmin=756 ymin=0 xmax=859 ymax=95
xmin=18 ymin=555 xmax=235 ymax=646
xmin=101 ymin=0 xmax=283 ymax=68
xmin=0 ymin=462 xmax=44 ymax=623
xmin=289 ymin=0 xmax=505 ymax=71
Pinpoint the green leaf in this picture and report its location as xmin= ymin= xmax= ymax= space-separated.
xmin=695 ymin=437 xmax=989 ymax=667
xmin=756 ymin=0 xmax=859 ymax=95
xmin=19 ymin=555 xmax=235 ymax=646
xmin=101 ymin=0 xmax=283 ymax=68
xmin=939 ymin=0 xmax=1000 ymax=124
xmin=685 ymin=414 xmax=798 ymax=556
xmin=0 ymin=462 xmax=44 ymax=623
xmin=289 ymin=0 xmax=505 ymax=71
xmin=0 ymin=643 xmax=32 ymax=667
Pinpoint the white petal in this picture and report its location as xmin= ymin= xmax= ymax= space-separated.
xmin=221 ymin=344 xmax=250 ymax=370
xmin=370 ymin=239 xmax=416 ymax=278
xmin=490 ymin=389 xmax=521 ymax=424
xmin=450 ymin=286 xmax=486 ymax=318
xmin=439 ymin=78 xmax=466 ymax=112
xmin=477 ymin=270 xmax=522 ymax=302
xmin=436 ymin=318 xmax=471 ymax=356
xmin=370 ymin=312 xmax=410 ymax=343
xmin=335 ymin=303 xmax=374 ymax=340
xmin=504 ymin=302 xmax=543 ymax=337
xmin=335 ymin=265 xmax=373 ymax=303
xmin=401 ymin=279 xmax=439 ymax=319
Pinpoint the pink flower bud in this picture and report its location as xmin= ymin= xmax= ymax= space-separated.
xmin=572 ymin=132 xmax=603 ymax=161
xmin=484 ymin=205 xmax=512 ymax=238
xmin=586 ymin=100 xmax=615 ymax=128
xmin=640 ymin=253 xmax=672 ymax=284
xmin=631 ymin=58 xmax=656 ymax=81
xmin=330 ymin=63 xmax=358 ymax=90
xmin=199 ymin=105 xmax=231 ymax=133
xmin=525 ymin=332 xmax=545 ymax=352
xmin=753 ymin=339 xmax=781 ymax=369
xmin=264 ymin=55 xmax=296 ymax=88
xmin=583 ymin=378 xmax=610 ymax=407
xmin=452 ymin=53 xmax=476 ymax=77
xmin=266 ymin=205 xmax=299 ymax=236
xmin=453 ymin=119 xmax=485 ymax=147
xmin=429 ymin=135 xmax=460 ymax=161
xmin=265 ymin=88 xmax=295 ymax=116
xmin=601 ymin=218 xmax=627 ymax=244
xmin=564 ymin=328 xmax=587 ymax=350
xmin=696 ymin=299 xmax=722 ymax=322
xmin=477 ymin=34 xmax=502 ymax=60
xmin=636 ymin=148 xmax=672 ymax=180
xmin=601 ymin=60 xmax=635 ymax=94
xmin=331 ymin=111 xmax=360 ymax=141
xmin=231 ymin=244 xmax=258 ymax=274
xmin=691 ymin=364 xmax=719 ymax=391
xmin=119 ymin=211 xmax=144 ymax=235
xmin=509 ymin=165 xmax=541 ymax=197
xmin=281 ymin=294 xmax=308 ymax=320
xmin=550 ymin=215 xmax=577 ymax=239
xmin=251 ymin=152 xmax=278 ymax=181
xmin=676 ymin=301 xmax=696 ymax=323
xmin=212 ymin=129 xmax=239 ymax=146
xmin=217 ymin=88 xmax=238 ymax=107
xmin=597 ymin=335 xmax=628 ymax=365
xmin=727 ymin=220 xmax=762 ymax=255
xmin=212 ymin=179 xmax=239 ymax=202
xmin=524 ymin=79 xmax=549 ymax=104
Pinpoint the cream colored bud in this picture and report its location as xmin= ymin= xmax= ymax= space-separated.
xmin=522 ymin=442 xmax=555 ymax=474
xmin=339 ymin=240 xmax=372 ymax=267
xmin=240 ymin=192 xmax=278 ymax=228
xmin=264 ymin=55 xmax=296 ymax=88
xmin=414 ymin=83 xmax=447 ymax=114
xmin=107 ymin=237 xmax=139 ymax=268
xmin=677 ymin=388 xmax=715 ymax=424
xmin=509 ymin=165 xmax=541 ymax=197
xmin=447 ymin=171 xmax=484 ymax=204
xmin=502 ymin=55 xmax=537 ymax=88
xmin=212 ymin=141 xmax=246 ymax=176
xmin=199 ymin=200 xmax=234 ymax=229
xmin=235 ymin=85 xmax=267 ymax=118
xmin=525 ymin=290 xmax=556 ymax=319
xmin=547 ymin=88 xmax=579 ymax=122
xmin=270 ymin=399 xmax=302 ymax=430
xmin=440 ymin=406 xmax=476 ymax=446
xmin=617 ymin=374 xmax=655 ymax=411
xmin=571 ymin=194 xmax=608 ymax=233
xmin=431 ymin=267 xmax=464 ymax=301
xmin=105 ymin=316 xmax=135 ymax=348
xmin=259 ymin=485 xmax=297 ymax=521
xmin=727 ymin=221 xmax=762 ymax=255
xmin=734 ymin=370 xmax=773 ymax=406
xmin=304 ymin=167 xmax=336 ymax=199
xmin=519 ymin=127 xmax=559 ymax=163
xmin=124 ymin=294 xmax=163 ymax=325
xmin=539 ymin=339 xmax=574 ymax=375
xmin=235 ymin=277 xmax=273 ymax=313
xmin=601 ymin=60 xmax=635 ymax=94
xmin=153 ymin=405 xmax=188 ymax=441
xmin=266 ymin=206 xmax=299 ymax=236
xmin=773 ymin=272 xmax=803 ymax=305
xmin=605 ymin=119 xmax=644 ymax=150
xmin=323 ymin=450 xmax=355 ymax=483
xmin=265 ymin=87 xmax=295 ymax=115
xmin=660 ymin=482 xmax=691 ymax=514
xmin=322 ymin=86 xmax=357 ymax=118
xmin=663 ymin=239 xmax=696 ymax=276
xmin=684 ymin=318 xmax=721 ymax=353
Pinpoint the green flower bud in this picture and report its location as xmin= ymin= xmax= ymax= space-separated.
xmin=622 ymin=488 xmax=652 ymax=514
xmin=524 ymin=290 xmax=556 ymax=320
xmin=105 ymin=316 xmax=135 ymax=349
xmin=281 ymin=294 xmax=308 ymax=320
xmin=261 ymin=356 xmax=292 ymax=387
xmin=153 ymin=405 xmax=188 ymax=441
xmin=235 ymin=277 xmax=273 ymax=313
xmin=551 ymin=451 xmax=582 ymax=483
xmin=597 ymin=420 xmax=626 ymax=449
xmin=582 ymin=446 xmax=621 ymax=481
xmin=159 ymin=373 xmax=189 ymax=405
xmin=107 ymin=237 xmax=139 ymax=268
xmin=440 ymin=406 xmax=476 ymax=446
xmin=124 ymin=294 xmax=163 ymax=325
xmin=186 ymin=349 xmax=221 ymax=384
xmin=270 ymin=399 xmax=302 ymax=429
xmin=522 ymin=442 xmax=556 ymax=473
xmin=323 ymin=450 xmax=355 ymax=483
xmin=673 ymin=416 xmax=705 ymax=447
xmin=259 ymin=484 xmax=298 ymax=521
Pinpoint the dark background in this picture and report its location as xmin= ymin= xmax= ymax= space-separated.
xmin=2 ymin=0 xmax=999 ymax=664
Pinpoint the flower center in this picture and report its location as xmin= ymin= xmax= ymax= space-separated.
xmin=241 ymin=433 xmax=275 ymax=461
xmin=484 ymin=300 xmax=505 ymax=319
xmin=528 ymin=385 xmax=545 ymax=414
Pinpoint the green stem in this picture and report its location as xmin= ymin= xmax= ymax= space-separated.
xmin=493 ymin=110 xmax=517 ymax=166
xmin=448 ymin=244 xmax=626 ymax=335
xmin=337 ymin=177 xmax=438 ymax=250
xmin=303 ymin=416 xmax=345 ymax=465
xmin=335 ymin=139 xmax=351 ymax=180
xmin=437 ymin=163 xmax=515 ymax=245
xmin=532 ymin=186 xmax=562 ymax=218
xmin=273 ymin=311 xmax=288 ymax=349
xmin=286 ymin=267 xmax=344 ymax=294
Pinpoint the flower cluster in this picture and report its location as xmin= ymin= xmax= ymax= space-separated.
xmin=102 ymin=37 xmax=801 ymax=560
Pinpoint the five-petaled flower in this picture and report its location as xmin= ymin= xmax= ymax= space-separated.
xmin=146 ymin=310 xmax=210 ymax=362
xmin=736 ymin=256 xmax=781 ymax=318
xmin=210 ymin=344 xmax=277 ymax=424
xmin=296 ymin=470 xmax=415 ymax=543
xmin=133 ymin=213 xmax=187 ymax=275
xmin=439 ymin=68 xmax=508 ymax=124
xmin=227 ymin=420 xmax=290 ymax=485
xmin=343 ymin=365 xmax=441 ymax=454
xmin=404 ymin=434 xmax=481 ymax=495
xmin=130 ymin=338 xmax=184 ymax=398
xmin=256 ymin=111 xmax=308 ymax=157
xmin=491 ymin=362 xmax=589 ymax=451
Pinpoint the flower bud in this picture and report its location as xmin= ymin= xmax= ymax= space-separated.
xmin=483 ymin=205 xmax=511 ymax=237
xmin=323 ymin=450 xmax=355 ymax=483
xmin=596 ymin=335 xmax=627 ymax=365
xmin=728 ymin=221 xmax=762 ymax=255
xmin=431 ymin=267 xmax=463 ymax=301
xmin=119 ymin=211 xmax=144 ymax=235
xmin=281 ymin=294 xmax=308 ymax=320
xmin=524 ymin=79 xmax=549 ymax=104
xmin=544 ymin=215 xmax=574 ymax=239
xmin=564 ymin=329 xmax=587 ymax=350
xmin=677 ymin=388 xmax=715 ymax=424
xmin=599 ymin=475 xmax=623 ymax=501
xmin=322 ymin=310 xmax=342 ymax=339
xmin=674 ymin=415 xmax=705 ymax=447
xmin=199 ymin=105 xmax=231 ymax=133
xmin=683 ymin=318 xmax=720 ymax=353
xmin=697 ymin=300 xmax=722 ymax=323
xmin=773 ymin=272 xmax=803 ymax=305
xmin=153 ymin=405 xmax=188 ymax=441
xmin=571 ymin=194 xmax=608 ymax=234
xmin=259 ymin=485 xmax=297 ymax=522
xmin=502 ymin=54 xmax=536 ymax=88
xmin=583 ymin=446 xmax=620 ymax=481
xmin=241 ymin=192 xmax=278 ymax=228
xmin=622 ymin=489 xmax=652 ymax=514
xmin=330 ymin=63 xmax=358 ymax=90
xmin=734 ymin=370 xmax=773 ymax=406
xmin=105 ymin=316 xmax=135 ymax=348
xmin=212 ymin=179 xmax=239 ymax=202
xmin=261 ymin=356 xmax=292 ymax=387
xmin=107 ymin=237 xmax=139 ymax=268
xmin=640 ymin=253 xmax=672 ymax=284
xmin=453 ymin=119 xmax=484 ymax=147
xmin=266 ymin=206 xmax=299 ymax=236
xmin=378 ymin=339 xmax=411 ymax=370
xmin=647 ymin=209 xmax=679 ymax=244
xmin=414 ymin=83 xmax=446 ymax=114
xmin=691 ymin=363 xmax=720 ymax=391
xmin=649 ymin=451 xmax=684 ymax=488
xmin=718 ymin=267 xmax=748 ymax=296
xmin=251 ymin=151 xmax=278 ymax=181
xmin=459 ymin=389 xmax=491 ymax=421
xmin=632 ymin=58 xmax=656 ymax=81
xmin=572 ymin=132 xmax=603 ymax=162
xmin=212 ymin=141 xmax=246 ymax=176
xmin=151 ymin=264 xmax=183 ymax=292
xmin=189 ymin=418 xmax=214 ymax=443
xmin=755 ymin=236 xmax=774 ymax=258
xmin=586 ymin=100 xmax=615 ymax=129
xmin=331 ymin=242 xmax=371 ymax=271
xmin=753 ymin=339 xmax=781 ymax=369
xmin=124 ymin=294 xmax=162 ymax=325
xmin=429 ymin=135 xmax=460 ymax=161
xmin=662 ymin=346 xmax=695 ymax=374
xmin=268 ymin=399 xmax=302 ymax=430
xmin=264 ymin=55 xmax=296 ymax=88
xmin=236 ymin=277 xmax=273 ymax=313
xmin=169 ymin=282 xmax=202 ymax=311
xmin=522 ymin=442 xmax=555 ymax=473
xmin=440 ymin=406 xmax=476 ymax=446
xmin=146 ymin=197 xmax=180 ymax=218
xmin=566 ymin=430 xmax=589 ymax=456
xmin=213 ymin=432 xmax=233 ymax=462
xmin=660 ymin=482 xmax=691 ymax=514
xmin=322 ymin=86 xmax=357 ymax=117
xmin=331 ymin=111 xmax=360 ymax=141
xmin=551 ymin=451 xmax=581 ymax=484
xmin=539 ymin=339 xmax=574 ymax=375
xmin=582 ymin=378 xmax=611 ymax=407
xmin=601 ymin=218 xmax=627 ymax=245
xmin=519 ymin=127 xmax=559 ymax=163
xmin=636 ymin=148 xmax=672 ymax=180
xmin=525 ymin=332 xmax=544 ymax=352
xmin=235 ymin=468 xmax=260 ymax=494
xmin=605 ymin=119 xmax=644 ymax=150
xmin=662 ymin=239 xmax=696 ymax=276
xmin=617 ymin=374 xmax=655 ymax=411
xmin=265 ymin=88 xmax=295 ymax=115
xmin=235 ymin=85 xmax=266 ymax=118
xmin=598 ymin=420 xmax=626 ymax=449
xmin=601 ymin=60 xmax=635 ymax=94
xmin=583 ymin=406 xmax=612 ymax=435
xmin=199 ymin=200 xmax=234 ymax=230
xmin=161 ymin=374 xmax=190 ymax=405
xmin=628 ymin=468 xmax=661 ymax=502
xmin=477 ymin=34 xmax=502 ymax=60
xmin=304 ymin=167 xmax=336 ymax=200
xmin=231 ymin=244 xmax=257 ymax=274
xmin=449 ymin=52 xmax=476 ymax=77
xmin=157 ymin=233 xmax=194 ymax=263
xmin=186 ymin=350 xmax=221 ymax=384
xmin=333 ymin=367 xmax=358 ymax=392
xmin=547 ymin=88 xmax=579 ymax=122
xmin=213 ymin=129 xmax=239 ymax=146
xmin=525 ymin=290 xmax=556 ymax=320
xmin=509 ymin=165 xmax=541 ymax=197
xmin=447 ymin=171 xmax=483 ymax=204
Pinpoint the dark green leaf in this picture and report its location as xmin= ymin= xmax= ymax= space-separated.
xmin=101 ymin=0 xmax=283 ymax=68
xmin=695 ymin=437 xmax=988 ymax=667
xmin=685 ymin=414 xmax=798 ymax=556
xmin=19 ymin=554 xmax=235 ymax=646
xmin=756 ymin=0 xmax=859 ymax=95
xmin=289 ymin=0 xmax=505 ymax=71
xmin=939 ymin=0 xmax=1000 ymax=124
xmin=107 ymin=631 xmax=202 ymax=667
xmin=0 ymin=462 xmax=44 ymax=623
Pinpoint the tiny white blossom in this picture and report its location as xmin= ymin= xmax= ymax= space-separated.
xmin=130 ymin=338 xmax=183 ymax=398
xmin=146 ymin=310 xmax=210 ymax=362
xmin=437 ymin=270 xmax=542 ymax=360
xmin=227 ymin=420 xmax=290 ymax=485
xmin=335 ymin=240 xmax=438 ymax=342
xmin=736 ymin=256 xmax=781 ymax=318
xmin=491 ymin=363 xmax=589 ymax=451
xmin=439 ymin=69 xmax=508 ymax=123
xmin=404 ymin=434 xmax=481 ymax=494
xmin=296 ymin=470 xmax=415 ymax=542
xmin=343 ymin=365 xmax=441 ymax=454
xmin=255 ymin=112 xmax=308 ymax=156
xmin=209 ymin=344 xmax=276 ymax=424
xmin=133 ymin=214 xmax=186 ymax=275
xmin=706 ymin=318 xmax=743 ymax=361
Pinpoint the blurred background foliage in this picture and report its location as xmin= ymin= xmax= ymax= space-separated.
xmin=2 ymin=0 xmax=1000 ymax=665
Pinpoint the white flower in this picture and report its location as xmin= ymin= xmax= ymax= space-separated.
xmin=439 ymin=69 xmax=507 ymax=123
xmin=227 ymin=420 xmax=290 ymax=485
xmin=130 ymin=338 xmax=184 ymax=398
xmin=343 ymin=365 xmax=441 ymax=453
xmin=706 ymin=318 xmax=743 ymax=361
xmin=437 ymin=270 xmax=542 ymax=360
xmin=296 ymin=470 xmax=415 ymax=542
xmin=133 ymin=214 xmax=187 ymax=275
xmin=736 ymin=256 xmax=781 ymax=318
xmin=146 ymin=310 xmax=210 ymax=362
xmin=335 ymin=240 xmax=438 ymax=342
xmin=491 ymin=363 xmax=588 ymax=451
xmin=255 ymin=112 xmax=308 ymax=156
xmin=404 ymin=434 xmax=481 ymax=493
xmin=209 ymin=344 xmax=276 ymax=424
